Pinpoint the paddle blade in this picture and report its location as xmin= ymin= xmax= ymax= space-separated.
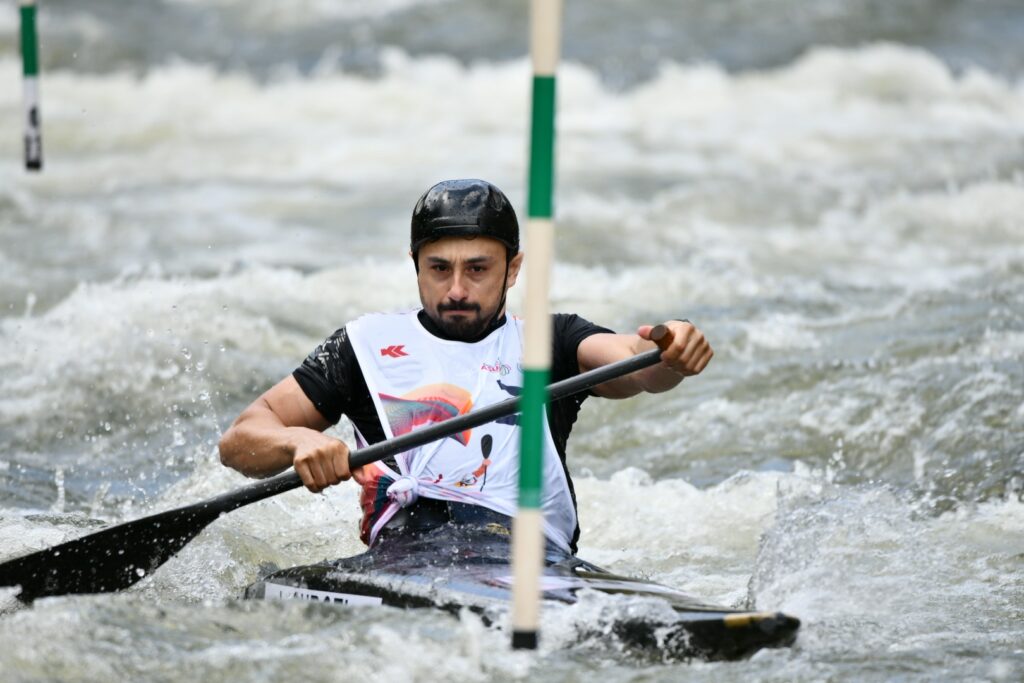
xmin=0 ymin=503 xmax=220 ymax=602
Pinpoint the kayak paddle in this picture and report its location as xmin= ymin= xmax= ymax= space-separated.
xmin=0 ymin=326 xmax=673 ymax=602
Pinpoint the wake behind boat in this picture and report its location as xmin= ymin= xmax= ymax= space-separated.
xmin=245 ymin=507 xmax=799 ymax=661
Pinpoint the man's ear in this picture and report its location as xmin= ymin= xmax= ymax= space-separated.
xmin=506 ymin=252 xmax=525 ymax=286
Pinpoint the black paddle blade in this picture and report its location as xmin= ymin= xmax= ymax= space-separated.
xmin=0 ymin=503 xmax=221 ymax=603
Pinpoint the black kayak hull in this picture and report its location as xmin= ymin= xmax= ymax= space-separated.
xmin=244 ymin=522 xmax=799 ymax=661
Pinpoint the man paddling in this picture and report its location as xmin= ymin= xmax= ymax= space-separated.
xmin=219 ymin=178 xmax=712 ymax=553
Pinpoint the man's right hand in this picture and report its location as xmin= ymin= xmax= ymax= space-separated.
xmin=290 ymin=428 xmax=351 ymax=493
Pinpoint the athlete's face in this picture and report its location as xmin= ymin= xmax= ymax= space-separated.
xmin=416 ymin=237 xmax=523 ymax=340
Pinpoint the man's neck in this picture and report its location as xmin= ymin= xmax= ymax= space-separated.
xmin=417 ymin=309 xmax=508 ymax=343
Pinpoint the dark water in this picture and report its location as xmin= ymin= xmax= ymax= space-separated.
xmin=6 ymin=0 xmax=1024 ymax=82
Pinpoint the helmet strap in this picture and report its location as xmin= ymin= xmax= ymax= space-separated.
xmin=483 ymin=252 xmax=513 ymax=332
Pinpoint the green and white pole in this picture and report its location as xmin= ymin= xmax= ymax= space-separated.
xmin=511 ymin=0 xmax=562 ymax=651
xmin=20 ymin=0 xmax=43 ymax=171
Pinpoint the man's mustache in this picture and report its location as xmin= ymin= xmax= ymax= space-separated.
xmin=438 ymin=301 xmax=481 ymax=313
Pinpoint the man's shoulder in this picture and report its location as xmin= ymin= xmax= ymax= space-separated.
xmin=302 ymin=326 xmax=354 ymax=374
xmin=552 ymin=312 xmax=614 ymax=337
xmin=549 ymin=313 xmax=614 ymax=379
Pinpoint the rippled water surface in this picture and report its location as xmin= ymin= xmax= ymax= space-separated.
xmin=1 ymin=1 xmax=1022 ymax=680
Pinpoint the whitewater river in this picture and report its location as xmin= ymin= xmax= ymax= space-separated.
xmin=1 ymin=1 xmax=1022 ymax=680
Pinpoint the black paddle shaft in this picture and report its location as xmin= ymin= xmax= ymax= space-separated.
xmin=0 ymin=326 xmax=674 ymax=602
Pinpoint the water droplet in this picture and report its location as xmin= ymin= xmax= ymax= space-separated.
xmin=136 ymin=568 xmax=146 ymax=578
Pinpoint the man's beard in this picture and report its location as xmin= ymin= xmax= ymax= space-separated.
xmin=430 ymin=301 xmax=492 ymax=341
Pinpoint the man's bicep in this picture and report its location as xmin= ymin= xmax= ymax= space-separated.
xmin=256 ymin=376 xmax=333 ymax=431
xmin=577 ymin=333 xmax=640 ymax=373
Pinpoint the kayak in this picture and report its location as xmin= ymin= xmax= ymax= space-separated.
xmin=245 ymin=517 xmax=799 ymax=661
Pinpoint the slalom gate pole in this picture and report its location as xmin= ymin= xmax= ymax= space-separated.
xmin=511 ymin=0 xmax=563 ymax=651
xmin=20 ymin=0 xmax=43 ymax=171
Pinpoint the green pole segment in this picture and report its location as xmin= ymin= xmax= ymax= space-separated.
xmin=20 ymin=0 xmax=43 ymax=171
xmin=511 ymin=0 xmax=563 ymax=652
xmin=20 ymin=3 xmax=39 ymax=76
xmin=527 ymin=76 xmax=556 ymax=217
xmin=516 ymin=367 xmax=549 ymax=510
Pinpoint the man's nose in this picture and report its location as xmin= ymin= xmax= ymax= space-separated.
xmin=447 ymin=272 xmax=469 ymax=300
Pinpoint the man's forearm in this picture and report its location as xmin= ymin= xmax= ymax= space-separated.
xmin=219 ymin=408 xmax=301 ymax=478
xmin=219 ymin=377 xmax=350 ymax=492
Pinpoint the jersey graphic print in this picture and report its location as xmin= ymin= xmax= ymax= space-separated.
xmin=380 ymin=383 xmax=473 ymax=445
xmin=455 ymin=433 xmax=492 ymax=488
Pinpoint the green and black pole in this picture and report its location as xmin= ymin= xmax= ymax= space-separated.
xmin=511 ymin=0 xmax=563 ymax=651
xmin=20 ymin=0 xmax=43 ymax=171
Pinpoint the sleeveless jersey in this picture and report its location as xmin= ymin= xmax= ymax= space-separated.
xmin=347 ymin=310 xmax=577 ymax=551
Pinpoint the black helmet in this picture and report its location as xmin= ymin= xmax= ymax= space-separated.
xmin=410 ymin=179 xmax=519 ymax=260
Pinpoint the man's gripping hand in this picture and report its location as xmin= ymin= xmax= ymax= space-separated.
xmin=638 ymin=320 xmax=713 ymax=377
xmin=290 ymin=428 xmax=352 ymax=493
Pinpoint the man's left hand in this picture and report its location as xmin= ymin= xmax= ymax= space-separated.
xmin=638 ymin=320 xmax=713 ymax=377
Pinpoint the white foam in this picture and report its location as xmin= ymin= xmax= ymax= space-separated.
xmin=0 ymin=264 xmax=418 ymax=423
xmin=576 ymin=468 xmax=784 ymax=605
xmin=1 ymin=42 xmax=1019 ymax=192
xmin=0 ymin=46 xmax=1019 ymax=333
xmin=753 ymin=482 xmax=1024 ymax=654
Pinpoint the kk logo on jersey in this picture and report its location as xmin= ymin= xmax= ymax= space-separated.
xmin=380 ymin=345 xmax=408 ymax=358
